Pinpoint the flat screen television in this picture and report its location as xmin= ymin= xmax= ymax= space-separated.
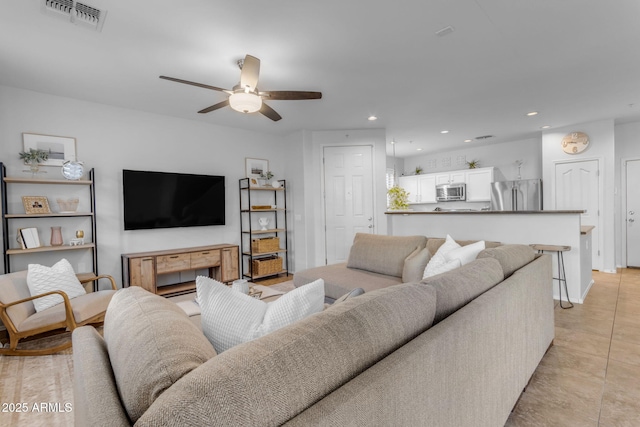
xmin=123 ymin=169 xmax=225 ymax=230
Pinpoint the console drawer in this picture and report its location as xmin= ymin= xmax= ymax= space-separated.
xmin=190 ymin=250 xmax=221 ymax=269
xmin=157 ymin=253 xmax=191 ymax=273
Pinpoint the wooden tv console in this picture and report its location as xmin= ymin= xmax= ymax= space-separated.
xmin=121 ymin=244 xmax=240 ymax=297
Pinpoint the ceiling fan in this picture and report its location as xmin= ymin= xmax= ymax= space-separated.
xmin=159 ymin=54 xmax=322 ymax=122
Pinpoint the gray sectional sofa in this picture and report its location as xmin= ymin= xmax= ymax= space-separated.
xmin=72 ymin=241 xmax=554 ymax=426
xmin=294 ymin=233 xmax=501 ymax=301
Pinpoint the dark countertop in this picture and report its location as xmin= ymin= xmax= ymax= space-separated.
xmin=385 ymin=210 xmax=585 ymax=215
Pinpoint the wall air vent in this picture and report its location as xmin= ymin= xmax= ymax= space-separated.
xmin=475 ymin=135 xmax=494 ymax=140
xmin=41 ymin=0 xmax=107 ymax=32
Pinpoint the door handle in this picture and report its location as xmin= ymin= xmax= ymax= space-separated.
xmin=368 ymin=225 xmax=374 ymax=228
xmin=630 ymin=211 xmax=635 ymax=215
xmin=630 ymin=218 xmax=635 ymax=223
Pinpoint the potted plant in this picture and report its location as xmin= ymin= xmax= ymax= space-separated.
xmin=414 ymin=166 xmax=423 ymax=175
xmin=387 ymin=185 xmax=410 ymax=211
xmin=19 ymin=149 xmax=48 ymax=176
xmin=466 ymin=159 xmax=479 ymax=169
xmin=260 ymin=171 xmax=274 ymax=186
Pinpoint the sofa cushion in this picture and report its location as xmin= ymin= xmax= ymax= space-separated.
xmin=477 ymin=244 xmax=536 ymax=278
xmin=197 ymin=276 xmax=324 ymax=353
xmin=402 ymin=247 xmax=431 ymax=283
xmin=26 ymin=259 xmax=86 ymax=312
xmin=333 ymin=287 xmax=365 ymax=304
xmin=294 ymin=262 xmax=403 ymax=300
xmin=136 ymin=282 xmax=437 ymax=426
xmin=346 ymin=233 xmax=427 ymax=278
xmin=421 ymin=257 xmax=504 ymax=323
xmin=103 ymin=287 xmax=217 ymax=423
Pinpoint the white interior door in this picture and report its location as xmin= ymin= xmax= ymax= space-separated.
xmin=324 ymin=145 xmax=374 ymax=265
xmin=555 ymin=160 xmax=601 ymax=270
xmin=626 ymin=159 xmax=640 ymax=267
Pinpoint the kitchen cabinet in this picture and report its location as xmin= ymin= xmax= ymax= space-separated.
xmin=435 ymin=171 xmax=466 ymax=185
xmin=465 ymin=167 xmax=495 ymax=202
xmin=398 ymin=175 xmax=436 ymax=204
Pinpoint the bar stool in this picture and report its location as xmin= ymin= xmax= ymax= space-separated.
xmin=530 ymin=244 xmax=574 ymax=309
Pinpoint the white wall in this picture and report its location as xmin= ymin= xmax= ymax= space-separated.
xmin=402 ymin=137 xmax=542 ymax=181
xmin=285 ymin=129 xmax=388 ymax=270
xmin=0 ymin=85 xmax=284 ymax=284
xmin=614 ymin=121 xmax=640 ymax=267
xmin=542 ymin=119 xmax=616 ymax=273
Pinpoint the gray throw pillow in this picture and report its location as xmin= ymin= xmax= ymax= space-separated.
xmin=402 ymin=247 xmax=431 ymax=283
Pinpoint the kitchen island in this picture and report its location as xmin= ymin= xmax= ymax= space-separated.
xmin=386 ymin=210 xmax=593 ymax=304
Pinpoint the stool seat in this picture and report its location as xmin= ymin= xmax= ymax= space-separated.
xmin=530 ymin=244 xmax=571 ymax=252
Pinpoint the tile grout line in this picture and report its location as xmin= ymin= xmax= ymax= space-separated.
xmin=596 ymin=268 xmax=623 ymax=426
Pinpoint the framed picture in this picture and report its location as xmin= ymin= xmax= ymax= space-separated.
xmin=22 ymin=133 xmax=77 ymax=167
xmin=245 ymin=158 xmax=268 ymax=179
xmin=249 ymin=177 xmax=260 ymax=188
xmin=22 ymin=196 xmax=51 ymax=214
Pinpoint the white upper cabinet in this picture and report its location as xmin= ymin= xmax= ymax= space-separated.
xmin=465 ymin=167 xmax=495 ymax=202
xmin=398 ymin=174 xmax=436 ymax=203
xmin=435 ymin=171 xmax=466 ymax=185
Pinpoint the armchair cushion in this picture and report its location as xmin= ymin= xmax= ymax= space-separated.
xmin=18 ymin=290 xmax=116 ymax=332
xmin=26 ymin=259 xmax=86 ymax=312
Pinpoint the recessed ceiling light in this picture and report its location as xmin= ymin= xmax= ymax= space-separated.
xmin=417 ymin=148 xmax=423 ymax=151
xmin=368 ymin=115 xmax=377 ymax=121
xmin=464 ymin=139 xmax=473 ymax=143
xmin=541 ymin=125 xmax=551 ymax=129
xmin=526 ymin=111 xmax=539 ymax=116
xmin=440 ymin=130 xmax=449 ymax=134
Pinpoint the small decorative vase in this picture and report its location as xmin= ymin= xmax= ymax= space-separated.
xmin=29 ymin=163 xmax=40 ymax=177
xmin=50 ymin=226 xmax=63 ymax=246
xmin=258 ymin=217 xmax=270 ymax=230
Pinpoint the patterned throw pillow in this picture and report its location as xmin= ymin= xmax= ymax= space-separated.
xmin=197 ymin=276 xmax=324 ymax=353
xmin=26 ymin=259 xmax=86 ymax=312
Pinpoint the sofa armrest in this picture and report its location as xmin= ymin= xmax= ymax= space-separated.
xmin=72 ymin=326 xmax=131 ymax=427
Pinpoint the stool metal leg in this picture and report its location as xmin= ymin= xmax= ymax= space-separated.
xmin=557 ymin=251 xmax=573 ymax=309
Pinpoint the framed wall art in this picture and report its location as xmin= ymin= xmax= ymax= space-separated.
xmin=22 ymin=196 xmax=51 ymax=214
xmin=22 ymin=133 xmax=77 ymax=166
xmin=245 ymin=158 xmax=268 ymax=179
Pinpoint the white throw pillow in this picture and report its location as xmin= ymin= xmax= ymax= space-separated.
xmin=197 ymin=276 xmax=324 ymax=353
xmin=445 ymin=240 xmax=486 ymax=266
xmin=423 ymin=235 xmax=461 ymax=278
xmin=26 ymin=259 xmax=86 ymax=312
xmin=425 ymin=258 xmax=462 ymax=277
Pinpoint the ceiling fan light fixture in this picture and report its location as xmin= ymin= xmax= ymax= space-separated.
xmin=229 ymin=91 xmax=262 ymax=113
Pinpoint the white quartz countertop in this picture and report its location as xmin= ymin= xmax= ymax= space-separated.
xmin=385 ymin=210 xmax=585 ymax=215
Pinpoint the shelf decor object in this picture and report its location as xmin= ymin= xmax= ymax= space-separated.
xmin=22 ymin=133 xmax=77 ymax=167
xmin=22 ymin=196 xmax=51 ymax=214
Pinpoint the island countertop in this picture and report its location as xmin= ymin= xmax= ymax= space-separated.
xmin=385 ymin=210 xmax=585 ymax=215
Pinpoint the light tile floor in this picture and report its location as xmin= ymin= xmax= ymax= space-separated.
xmin=506 ymin=268 xmax=640 ymax=426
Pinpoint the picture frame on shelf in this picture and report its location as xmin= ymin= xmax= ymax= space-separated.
xmin=23 ymin=133 xmax=77 ymax=167
xmin=22 ymin=196 xmax=51 ymax=214
xmin=249 ymin=177 xmax=260 ymax=188
xmin=245 ymin=158 xmax=268 ymax=179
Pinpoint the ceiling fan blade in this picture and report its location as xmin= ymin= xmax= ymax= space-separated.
xmin=198 ymin=99 xmax=229 ymax=114
xmin=159 ymin=76 xmax=228 ymax=92
xmin=261 ymin=91 xmax=322 ymax=100
xmin=240 ymin=55 xmax=260 ymax=92
xmin=259 ymin=102 xmax=282 ymax=121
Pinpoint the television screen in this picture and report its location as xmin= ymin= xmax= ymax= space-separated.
xmin=123 ymin=169 xmax=225 ymax=230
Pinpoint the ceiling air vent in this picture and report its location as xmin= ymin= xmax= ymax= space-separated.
xmin=41 ymin=0 xmax=107 ymax=32
xmin=475 ymin=135 xmax=494 ymax=140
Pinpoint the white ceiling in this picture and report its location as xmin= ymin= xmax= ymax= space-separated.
xmin=2 ymin=0 xmax=640 ymax=158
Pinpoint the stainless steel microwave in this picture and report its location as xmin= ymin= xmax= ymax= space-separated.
xmin=436 ymin=183 xmax=466 ymax=201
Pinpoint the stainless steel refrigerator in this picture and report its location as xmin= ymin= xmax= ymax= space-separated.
xmin=490 ymin=179 xmax=543 ymax=211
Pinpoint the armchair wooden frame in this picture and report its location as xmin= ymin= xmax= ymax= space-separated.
xmin=0 ymin=274 xmax=117 ymax=356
